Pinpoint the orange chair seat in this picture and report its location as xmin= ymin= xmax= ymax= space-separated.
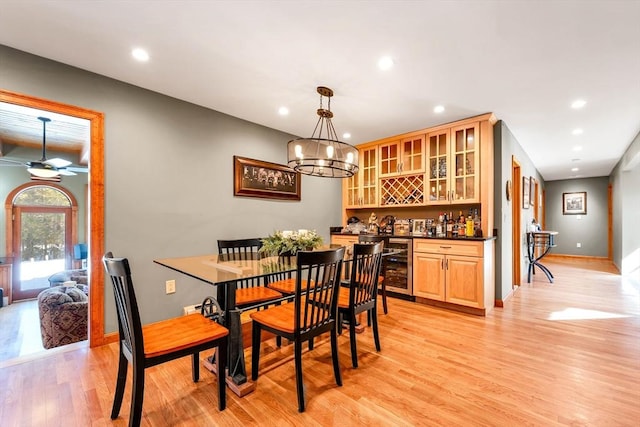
xmin=142 ymin=313 xmax=228 ymax=358
xmin=235 ymin=287 xmax=282 ymax=306
xmin=250 ymin=298 xmax=329 ymax=334
xmin=267 ymin=278 xmax=316 ymax=295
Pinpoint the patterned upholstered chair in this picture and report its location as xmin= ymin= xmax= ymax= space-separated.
xmin=38 ymin=286 xmax=88 ymax=349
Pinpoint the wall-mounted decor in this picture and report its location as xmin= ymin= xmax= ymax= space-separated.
xmin=522 ymin=176 xmax=530 ymax=209
xmin=412 ymin=219 xmax=426 ymax=236
xmin=529 ymin=177 xmax=536 ymax=206
xmin=233 ymin=156 xmax=301 ymax=201
xmin=562 ymin=191 xmax=587 ymax=215
xmin=505 ymin=179 xmax=512 ymax=201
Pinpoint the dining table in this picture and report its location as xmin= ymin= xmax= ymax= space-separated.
xmin=154 ymin=244 xmax=394 ymax=397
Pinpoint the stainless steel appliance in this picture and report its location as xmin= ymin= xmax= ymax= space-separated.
xmin=384 ymin=238 xmax=412 ymax=296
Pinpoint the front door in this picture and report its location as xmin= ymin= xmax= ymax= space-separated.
xmin=12 ymin=187 xmax=73 ymax=301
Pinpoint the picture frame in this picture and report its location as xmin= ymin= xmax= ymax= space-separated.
xmin=412 ymin=219 xmax=426 ymax=236
xmin=233 ymin=155 xmax=301 ymax=201
xmin=522 ymin=176 xmax=530 ymax=209
xmin=529 ymin=177 xmax=536 ymax=206
xmin=562 ymin=191 xmax=587 ymax=215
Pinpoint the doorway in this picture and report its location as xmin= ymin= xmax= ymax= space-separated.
xmin=1 ymin=89 xmax=105 ymax=349
xmin=11 ymin=185 xmax=76 ymax=301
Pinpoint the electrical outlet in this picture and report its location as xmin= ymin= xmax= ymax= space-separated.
xmin=165 ymin=279 xmax=176 ymax=294
xmin=576 ymin=243 xmax=581 ymax=248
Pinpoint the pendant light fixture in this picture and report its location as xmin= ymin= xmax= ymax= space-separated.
xmin=287 ymin=86 xmax=359 ymax=178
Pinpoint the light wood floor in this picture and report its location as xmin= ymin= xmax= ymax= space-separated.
xmin=1 ymin=259 xmax=638 ymax=426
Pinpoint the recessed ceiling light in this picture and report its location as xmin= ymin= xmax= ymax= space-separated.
xmin=434 ymin=105 xmax=445 ymax=113
xmin=378 ymin=56 xmax=394 ymax=70
xmin=571 ymin=99 xmax=586 ymax=109
xmin=571 ymin=167 xmax=579 ymax=172
xmin=572 ymin=146 xmax=583 ymax=152
xmin=278 ymin=106 xmax=289 ymax=116
xmin=131 ymin=48 xmax=150 ymax=62
xmin=342 ymin=132 xmax=351 ymax=139
xmin=572 ymin=128 xmax=583 ymax=135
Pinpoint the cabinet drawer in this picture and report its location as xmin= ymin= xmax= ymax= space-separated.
xmin=331 ymin=235 xmax=359 ymax=247
xmin=413 ymin=239 xmax=483 ymax=257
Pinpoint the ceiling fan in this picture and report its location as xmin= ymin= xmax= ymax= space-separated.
xmin=0 ymin=116 xmax=87 ymax=178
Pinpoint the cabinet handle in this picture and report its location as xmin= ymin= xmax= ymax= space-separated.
xmin=440 ymin=246 xmax=452 ymax=249
xmin=441 ymin=259 xmax=444 ymax=270
xmin=445 ymin=259 xmax=449 ymax=270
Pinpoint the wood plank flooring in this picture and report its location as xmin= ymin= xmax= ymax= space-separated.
xmin=0 ymin=259 xmax=638 ymax=426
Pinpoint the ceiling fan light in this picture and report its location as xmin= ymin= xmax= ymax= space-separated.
xmin=28 ymin=166 xmax=60 ymax=178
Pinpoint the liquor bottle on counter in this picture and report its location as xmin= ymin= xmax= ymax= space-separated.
xmin=446 ymin=211 xmax=453 ymax=237
xmin=473 ymin=209 xmax=482 ymax=237
xmin=436 ymin=213 xmax=444 ymax=238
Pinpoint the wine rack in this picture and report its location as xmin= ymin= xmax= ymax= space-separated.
xmin=380 ymin=174 xmax=424 ymax=205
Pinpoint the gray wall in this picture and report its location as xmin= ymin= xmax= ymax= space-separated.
xmin=610 ymin=129 xmax=640 ymax=281
xmin=1 ymin=45 xmax=343 ymax=332
xmin=545 ymin=177 xmax=609 ymax=257
xmin=493 ymin=121 xmax=545 ymax=302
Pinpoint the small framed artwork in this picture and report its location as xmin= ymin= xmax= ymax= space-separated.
xmin=563 ymin=191 xmax=587 ymax=215
xmin=529 ymin=177 xmax=536 ymax=206
xmin=522 ymin=176 xmax=530 ymax=209
xmin=233 ymin=156 xmax=301 ymax=201
xmin=412 ymin=219 xmax=426 ymax=236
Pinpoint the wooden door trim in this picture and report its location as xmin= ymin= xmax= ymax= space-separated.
xmin=0 ymin=89 xmax=105 ymax=348
xmin=608 ymin=184 xmax=613 ymax=260
xmin=512 ymin=157 xmax=521 ymax=287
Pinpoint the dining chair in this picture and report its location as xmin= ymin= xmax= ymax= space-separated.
xmin=357 ymin=235 xmax=389 ymax=314
xmin=217 ymin=238 xmax=283 ymax=308
xmin=250 ymin=247 xmax=345 ymax=413
xmin=102 ymin=252 xmax=229 ymax=427
xmin=338 ymin=242 xmax=384 ymax=368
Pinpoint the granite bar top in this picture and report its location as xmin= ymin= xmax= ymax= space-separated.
xmin=330 ymin=232 xmax=496 ymax=242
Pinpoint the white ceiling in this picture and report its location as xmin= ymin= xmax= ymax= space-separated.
xmin=1 ymin=0 xmax=639 ymax=181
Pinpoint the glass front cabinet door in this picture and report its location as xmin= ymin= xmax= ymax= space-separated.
xmin=426 ymin=122 xmax=480 ymax=204
xmin=344 ymin=146 xmax=378 ymax=208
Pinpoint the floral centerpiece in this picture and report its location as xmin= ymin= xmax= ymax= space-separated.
xmin=259 ymin=230 xmax=323 ymax=256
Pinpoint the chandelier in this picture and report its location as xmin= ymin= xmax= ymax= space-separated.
xmin=287 ymin=86 xmax=359 ymax=178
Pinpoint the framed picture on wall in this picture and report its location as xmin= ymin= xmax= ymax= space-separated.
xmin=233 ymin=156 xmax=301 ymax=201
xmin=522 ymin=176 xmax=530 ymax=209
xmin=529 ymin=177 xmax=536 ymax=206
xmin=562 ymin=191 xmax=587 ymax=215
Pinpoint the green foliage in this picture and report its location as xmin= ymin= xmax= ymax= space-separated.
xmin=259 ymin=230 xmax=323 ymax=255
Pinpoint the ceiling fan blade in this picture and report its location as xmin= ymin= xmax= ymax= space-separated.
xmin=44 ymin=158 xmax=72 ymax=168
xmin=58 ymin=169 xmax=77 ymax=176
xmin=66 ymin=166 xmax=88 ymax=173
xmin=0 ymin=158 xmax=27 ymax=167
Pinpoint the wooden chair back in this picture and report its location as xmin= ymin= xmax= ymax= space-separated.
xmin=217 ymin=238 xmax=263 ymax=257
xmin=294 ymin=247 xmax=345 ymax=337
xmin=349 ymin=243 xmax=384 ymax=310
xmin=102 ymin=251 xmax=144 ymax=364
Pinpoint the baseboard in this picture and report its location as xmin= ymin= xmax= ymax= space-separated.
xmin=495 ymin=285 xmax=517 ymax=308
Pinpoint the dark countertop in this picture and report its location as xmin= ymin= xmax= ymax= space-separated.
xmin=330 ymin=232 xmax=496 ymax=242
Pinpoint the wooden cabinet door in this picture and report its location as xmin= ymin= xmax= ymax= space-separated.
xmin=379 ymin=141 xmax=400 ymax=177
xmin=344 ymin=146 xmax=378 ymax=207
xmin=426 ymin=130 xmax=450 ymax=204
xmin=449 ymin=122 xmax=480 ymax=203
xmin=413 ymin=252 xmax=445 ymax=301
xmin=399 ymin=135 xmax=425 ymax=174
xmin=445 ymin=254 xmax=483 ymax=308
xmin=359 ymin=146 xmax=378 ymax=206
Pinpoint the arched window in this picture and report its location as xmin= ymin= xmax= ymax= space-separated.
xmin=7 ymin=183 xmax=77 ymax=301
